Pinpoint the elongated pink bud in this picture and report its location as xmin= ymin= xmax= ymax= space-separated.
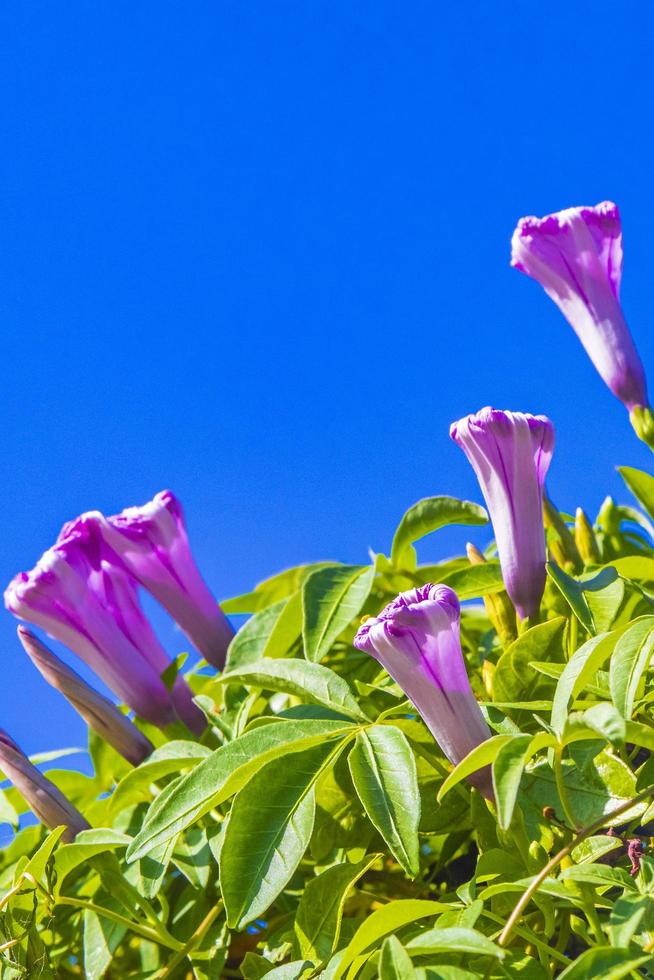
xmin=18 ymin=627 xmax=154 ymax=767
xmin=0 ymin=729 xmax=89 ymax=842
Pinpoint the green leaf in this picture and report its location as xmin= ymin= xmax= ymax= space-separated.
xmin=332 ymin=900 xmax=450 ymax=980
xmin=525 ymin=751 xmax=646 ymax=827
xmin=608 ymin=893 xmax=654 ymax=946
xmin=262 ymin=590 xmax=303 ymax=659
xmin=348 ymin=726 xmax=420 ymax=876
xmin=379 ymin=936 xmax=416 ymax=980
xmin=493 ymin=619 xmax=565 ymax=703
xmin=438 ymin=561 xmax=504 ymax=600
xmin=555 ymin=947 xmax=652 ymax=980
xmin=111 ymin=740 xmax=212 ymax=812
xmin=83 ymin=907 xmax=126 ymax=980
xmin=492 ymin=734 xmax=533 ymax=830
xmin=126 ymin=719 xmax=354 ymax=862
xmin=390 ymin=496 xmax=487 ymax=568
xmin=54 ymin=829 xmax=131 ymax=891
xmin=24 ymin=825 xmax=66 ymax=886
xmin=225 ymin=599 xmax=289 ymax=669
xmin=560 ymin=864 xmax=636 ymax=890
xmin=437 ymin=736 xmax=512 ymax=802
xmin=546 ymin=563 xmax=624 ymax=635
xmin=218 ymin=659 xmax=367 ymax=722
xmin=222 ymin=563 xmax=336 ymax=614
xmin=295 ymin=855 xmax=380 ymax=964
xmin=302 ymin=564 xmax=375 ymax=662
xmin=610 ymin=617 xmax=654 ymax=719
xmin=220 ymin=738 xmax=351 ymax=928
xmin=609 ymin=556 xmax=654 ymax=581
xmin=618 ymin=465 xmax=654 ymax=521
xmin=405 ymin=926 xmax=504 ymax=959
xmin=551 ymin=630 xmax=620 ymax=734
xmin=264 ymin=962 xmax=314 ymax=980
xmin=580 ymin=703 xmax=626 ymax=746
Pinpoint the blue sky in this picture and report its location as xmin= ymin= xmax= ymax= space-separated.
xmin=1 ymin=2 xmax=654 ymax=754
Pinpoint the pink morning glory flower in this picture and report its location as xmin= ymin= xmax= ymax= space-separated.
xmin=511 ymin=202 xmax=648 ymax=412
xmin=354 ymin=584 xmax=493 ymax=799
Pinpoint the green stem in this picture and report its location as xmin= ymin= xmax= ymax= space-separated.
xmin=568 ymin=615 xmax=578 ymax=659
xmin=153 ymin=903 xmax=223 ymax=978
xmin=57 ymin=897 xmax=183 ymax=951
xmin=553 ymin=743 xmax=578 ymax=831
xmin=481 ymin=911 xmax=569 ymax=966
xmin=498 ymin=780 xmax=654 ymax=948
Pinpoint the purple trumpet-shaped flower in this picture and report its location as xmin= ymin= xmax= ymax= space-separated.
xmin=451 ymin=407 xmax=554 ymax=621
xmin=354 ymin=585 xmax=493 ymax=799
xmin=18 ymin=627 xmax=154 ymax=767
xmin=511 ymin=202 xmax=648 ymax=412
xmin=0 ymin=729 xmax=89 ymax=841
xmin=97 ymin=491 xmax=233 ymax=670
xmin=5 ymin=517 xmax=205 ymax=734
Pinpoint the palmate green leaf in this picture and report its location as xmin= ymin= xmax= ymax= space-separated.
xmin=609 ymin=616 xmax=654 ymax=719
xmin=332 ymin=900 xmax=450 ymax=980
xmin=379 ymin=935 xmax=416 ymax=980
xmin=348 ymin=725 xmax=420 ymax=876
xmin=302 ymin=564 xmax=375 ymax=662
xmin=126 ymin=719 xmax=355 ymax=862
xmin=547 ymin=562 xmax=624 ymax=634
xmin=405 ymin=926 xmax=504 ymax=959
xmin=295 ymin=855 xmax=380 ymax=964
xmin=555 ymin=946 xmax=653 ymax=980
xmin=618 ymin=465 xmax=654 ymax=521
xmin=218 ymin=659 xmax=367 ymax=722
xmin=390 ymin=496 xmax=488 ymax=569
xmin=220 ymin=737 xmax=352 ymax=928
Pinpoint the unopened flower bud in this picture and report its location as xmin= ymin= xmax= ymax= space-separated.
xmin=465 ymin=543 xmax=517 ymax=647
xmin=574 ymin=508 xmax=601 ymax=565
xmin=18 ymin=627 xmax=153 ymax=767
xmin=0 ymin=729 xmax=89 ymax=842
xmin=543 ymin=496 xmax=582 ymax=573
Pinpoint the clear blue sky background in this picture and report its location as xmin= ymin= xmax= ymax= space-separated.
xmin=2 ymin=3 xmax=654 ymax=756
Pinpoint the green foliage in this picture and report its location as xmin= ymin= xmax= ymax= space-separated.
xmin=6 ymin=480 xmax=654 ymax=976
